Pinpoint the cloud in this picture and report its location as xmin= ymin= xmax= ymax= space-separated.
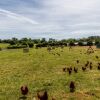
xmin=0 ymin=8 xmax=38 ymax=25
xmin=0 ymin=0 xmax=100 ymax=39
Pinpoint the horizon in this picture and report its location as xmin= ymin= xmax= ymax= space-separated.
xmin=0 ymin=35 xmax=100 ymax=41
xmin=0 ymin=32 xmax=100 ymax=40
xmin=0 ymin=0 xmax=100 ymax=39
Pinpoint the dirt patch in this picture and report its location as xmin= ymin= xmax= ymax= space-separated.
xmin=85 ymin=90 xmax=100 ymax=99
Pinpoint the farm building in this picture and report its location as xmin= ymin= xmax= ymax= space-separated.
xmin=92 ymin=41 xmax=95 ymax=45
xmin=23 ymin=47 xmax=29 ymax=53
xmin=83 ymin=42 xmax=87 ymax=46
xmin=74 ymin=42 xmax=78 ymax=46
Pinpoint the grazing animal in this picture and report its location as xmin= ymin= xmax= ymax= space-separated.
xmin=74 ymin=67 xmax=78 ymax=73
xmin=52 ymin=53 xmax=55 ymax=55
xmin=76 ymin=60 xmax=79 ymax=64
xmin=90 ymin=62 xmax=92 ymax=65
xmin=68 ymin=70 xmax=72 ymax=75
xmin=85 ymin=63 xmax=88 ymax=67
xmin=96 ymin=56 xmax=99 ymax=59
xmin=21 ymin=85 xmax=28 ymax=96
xmin=85 ymin=61 xmax=90 ymax=67
xmin=89 ymin=65 xmax=93 ymax=70
xmin=56 ymin=53 xmax=60 ymax=56
xmin=37 ymin=90 xmax=48 ymax=100
xmin=52 ymin=97 xmax=56 ymax=100
xmin=70 ymin=67 xmax=72 ymax=71
xmin=82 ymin=67 xmax=86 ymax=71
xmin=67 ymin=68 xmax=70 ymax=71
xmin=67 ymin=67 xmax=72 ymax=75
xmin=63 ymin=67 xmax=67 ymax=72
xmin=98 ymin=66 xmax=100 ymax=70
xmin=87 ymin=61 xmax=89 ymax=64
xmin=98 ymin=63 xmax=100 ymax=66
xmin=70 ymin=81 xmax=75 ymax=92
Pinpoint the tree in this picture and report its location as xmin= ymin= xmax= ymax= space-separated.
xmin=87 ymin=41 xmax=93 ymax=46
xmin=28 ymin=42 xmax=34 ymax=48
xmin=78 ymin=41 xmax=83 ymax=46
xmin=9 ymin=37 xmax=18 ymax=45
xmin=41 ymin=38 xmax=46 ymax=43
xmin=69 ymin=41 xmax=75 ymax=46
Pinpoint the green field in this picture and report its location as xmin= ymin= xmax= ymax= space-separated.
xmin=0 ymin=43 xmax=9 ymax=49
xmin=0 ymin=45 xmax=100 ymax=100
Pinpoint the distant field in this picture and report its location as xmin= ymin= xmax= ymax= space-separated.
xmin=0 ymin=46 xmax=100 ymax=100
xmin=0 ymin=43 xmax=9 ymax=48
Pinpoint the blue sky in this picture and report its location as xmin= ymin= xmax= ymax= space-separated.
xmin=0 ymin=0 xmax=100 ymax=39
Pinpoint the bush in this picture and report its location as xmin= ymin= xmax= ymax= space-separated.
xmin=28 ymin=42 xmax=34 ymax=48
xmin=9 ymin=41 xmax=16 ymax=45
xmin=69 ymin=41 xmax=75 ymax=46
xmin=21 ymin=42 xmax=28 ymax=46
xmin=78 ymin=42 xmax=84 ymax=46
xmin=36 ymin=43 xmax=48 ymax=48
xmin=87 ymin=41 xmax=93 ymax=46
xmin=7 ymin=45 xmax=27 ymax=49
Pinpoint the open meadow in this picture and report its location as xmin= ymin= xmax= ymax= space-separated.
xmin=0 ymin=44 xmax=100 ymax=100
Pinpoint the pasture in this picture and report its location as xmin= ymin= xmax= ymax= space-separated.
xmin=0 ymin=44 xmax=100 ymax=100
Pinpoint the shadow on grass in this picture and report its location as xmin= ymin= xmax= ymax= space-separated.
xmin=19 ymin=96 xmax=27 ymax=100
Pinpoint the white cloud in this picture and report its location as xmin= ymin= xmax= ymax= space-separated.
xmin=0 ymin=0 xmax=100 ymax=39
xmin=0 ymin=8 xmax=38 ymax=25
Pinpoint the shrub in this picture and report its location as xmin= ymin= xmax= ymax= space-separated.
xmin=69 ymin=41 xmax=75 ymax=46
xmin=87 ymin=41 xmax=93 ymax=46
xmin=9 ymin=41 xmax=16 ymax=45
xmin=7 ymin=45 xmax=27 ymax=49
xmin=78 ymin=42 xmax=84 ymax=46
xmin=28 ymin=42 xmax=34 ymax=48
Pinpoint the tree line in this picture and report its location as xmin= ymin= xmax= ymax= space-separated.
xmin=0 ymin=36 xmax=100 ymax=49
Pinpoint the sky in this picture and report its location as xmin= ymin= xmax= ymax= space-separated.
xmin=0 ymin=0 xmax=100 ymax=39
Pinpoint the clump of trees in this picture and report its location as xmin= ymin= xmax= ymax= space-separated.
xmin=6 ymin=38 xmax=34 ymax=49
xmin=0 ymin=36 xmax=100 ymax=49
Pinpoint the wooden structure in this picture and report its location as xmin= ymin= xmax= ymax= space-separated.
xmin=47 ymin=47 xmax=52 ymax=52
xmin=23 ymin=47 xmax=29 ymax=53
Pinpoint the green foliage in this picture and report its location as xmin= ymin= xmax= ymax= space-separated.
xmin=69 ymin=41 xmax=75 ymax=46
xmin=78 ymin=41 xmax=84 ymax=46
xmin=9 ymin=40 xmax=16 ymax=45
xmin=87 ymin=41 xmax=93 ymax=46
xmin=28 ymin=42 xmax=34 ymax=48
xmin=7 ymin=45 xmax=27 ymax=49
xmin=0 ymin=36 xmax=100 ymax=48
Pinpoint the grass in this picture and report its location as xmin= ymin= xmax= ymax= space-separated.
xmin=0 ymin=45 xmax=100 ymax=100
xmin=0 ymin=43 xmax=9 ymax=49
